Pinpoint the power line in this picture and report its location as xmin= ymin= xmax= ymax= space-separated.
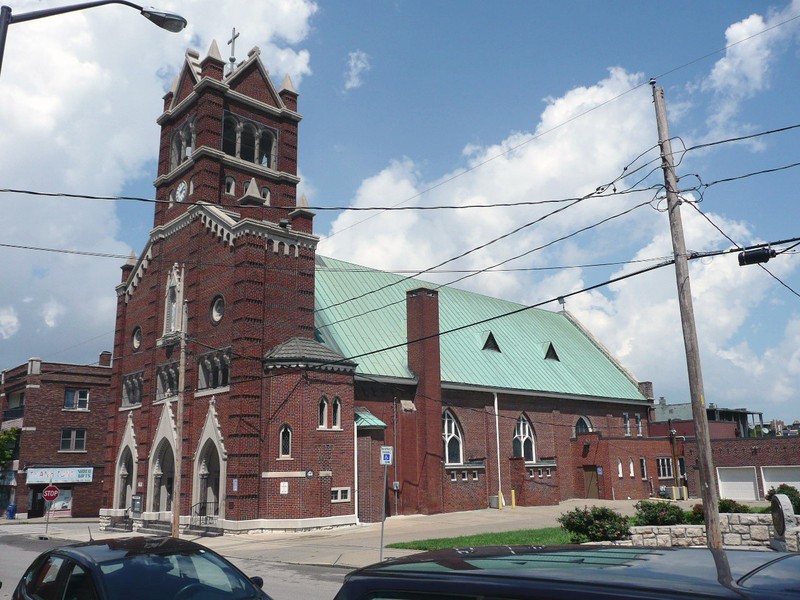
xmin=683 ymin=200 xmax=800 ymax=299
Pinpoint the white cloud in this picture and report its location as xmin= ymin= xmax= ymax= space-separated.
xmin=343 ymin=50 xmax=371 ymax=91
xmin=42 ymin=300 xmax=66 ymax=328
xmin=701 ymin=0 xmax=800 ymax=136
xmin=0 ymin=308 xmax=20 ymax=340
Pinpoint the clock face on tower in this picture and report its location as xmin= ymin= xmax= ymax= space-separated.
xmin=176 ymin=180 xmax=188 ymax=202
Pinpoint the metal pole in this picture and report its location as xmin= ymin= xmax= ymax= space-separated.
xmin=0 ymin=6 xmax=12 ymax=77
xmin=379 ymin=463 xmax=387 ymax=561
xmin=171 ymin=296 xmax=188 ymax=538
xmin=651 ymin=80 xmax=721 ymax=548
xmin=0 ymin=1 xmax=185 ymax=78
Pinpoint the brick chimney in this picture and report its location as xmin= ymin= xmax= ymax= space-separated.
xmin=405 ymin=287 xmax=444 ymax=514
xmin=99 ymin=351 xmax=112 ymax=367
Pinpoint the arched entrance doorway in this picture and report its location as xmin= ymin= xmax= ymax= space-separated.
xmin=151 ymin=440 xmax=175 ymax=513
xmin=197 ymin=441 xmax=220 ymax=520
xmin=118 ymin=448 xmax=134 ymax=510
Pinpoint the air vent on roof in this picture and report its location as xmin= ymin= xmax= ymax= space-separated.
xmin=544 ymin=342 xmax=560 ymax=361
xmin=482 ymin=332 xmax=501 ymax=352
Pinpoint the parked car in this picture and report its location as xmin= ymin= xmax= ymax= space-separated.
xmin=333 ymin=545 xmax=800 ymax=599
xmin=12 ymin=536 xmax=272 ymax=600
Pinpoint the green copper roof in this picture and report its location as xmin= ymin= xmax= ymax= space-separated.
xmin=314 ymin=256 xmax=645 ymax=402
xmin=354 ymin=406 xmax=387 ymax=429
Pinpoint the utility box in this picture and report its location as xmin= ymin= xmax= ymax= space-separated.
xmin=671 ymin=486 xmax=688 ymax=501
xmin=131 ymin=494 xmax=143 ymax=517
xmin=489 ymin=496 xmax=500 ymax=509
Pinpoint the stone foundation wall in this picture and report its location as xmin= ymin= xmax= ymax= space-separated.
xmin=626 ymin=513 xmax=800 ymax=549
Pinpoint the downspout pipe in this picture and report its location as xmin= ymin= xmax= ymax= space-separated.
xmin=494 ymin=392 xmax=502 ymax=506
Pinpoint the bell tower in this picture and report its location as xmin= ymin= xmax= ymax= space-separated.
xmin=151 ymin=41 xmax=310 ymax=233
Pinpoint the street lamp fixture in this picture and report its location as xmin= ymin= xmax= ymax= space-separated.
xmin=0 ymin=1 xmax=187 ymax=76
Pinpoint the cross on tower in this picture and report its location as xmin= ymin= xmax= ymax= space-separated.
xmin=227 ymin=27 xmax=240 ymax=74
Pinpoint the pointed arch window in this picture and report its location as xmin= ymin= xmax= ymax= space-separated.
xmin=442 ymin=410 xmax=463 ymax=465
xmin=512 ymin=415 xmax=536 ymax=462
xmin=258 ymin=130 xmax=276 ymax=168
xmin=575 ymin=416 xmax=592 ymax=436
xmin=240 ymin=124 xmax=257 ymax=163
xmin=318 ymin=396 xmax=328 ymax=429
xmin=279 ymin=425 xmax=292 ymax=458
xmin=617 ymin=458 xmax=624 ymax=478
xmin=225 ymin=176 xmax=236 ymax=195
xmin=332 ymin=397 xmax=342 ymax=429
xmin=222 ymin=116 xmax=238 ymax=157
xmin=629 ymin=458 xmax=635 ymax=478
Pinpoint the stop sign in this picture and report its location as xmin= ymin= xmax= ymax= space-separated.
xmin=42 ymin=485 xmax=60 ymax=502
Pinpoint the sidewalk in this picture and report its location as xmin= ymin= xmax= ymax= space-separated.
xmin=0 ymin=499 xmax=727 ymax=570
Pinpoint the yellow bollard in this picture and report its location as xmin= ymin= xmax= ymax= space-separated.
xmin=498 ymin=490 xmax=505 ymax=510
xmin=511 ymin=489 xmax=516 ymax=508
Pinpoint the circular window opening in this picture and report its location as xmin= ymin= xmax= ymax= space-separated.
xmin=132 ymin=327 xmax=142 ymax=351
xmin=211 ymin=296 xmax=225 ymax=324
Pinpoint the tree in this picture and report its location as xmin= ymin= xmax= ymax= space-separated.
xmin=0 ymin=427 xmax=20 ymax=466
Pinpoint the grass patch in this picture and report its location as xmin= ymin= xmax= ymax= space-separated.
xmin=387 ymin=527 xmax=571 ymax=551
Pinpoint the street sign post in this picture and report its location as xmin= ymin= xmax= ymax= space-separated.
xmin=42 ymin=485 xmax=60 ymax=502
xmin=42 ymin=485 xmax=59 ymax=536
xmin=379 ymin=446 xmax=394 ymax=561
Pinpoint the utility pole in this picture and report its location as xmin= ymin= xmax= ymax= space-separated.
xmin=651 ymin=80 xmax=722 ymax=549
xmin=171 ymin=296 xmax=188 ymax=538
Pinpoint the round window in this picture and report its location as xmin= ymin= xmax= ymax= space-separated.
xmin=132 ymin=327 xmax=142 ymax=351
xmin=211 ymin=296 xmax=225 ymax=324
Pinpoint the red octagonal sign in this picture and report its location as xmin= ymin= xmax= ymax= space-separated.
xmin=42 ymin=485 xmax=60 ymax=502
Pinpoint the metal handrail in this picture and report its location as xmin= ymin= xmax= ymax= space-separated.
xmin=190 ymin=501 xmax=219 ymax=527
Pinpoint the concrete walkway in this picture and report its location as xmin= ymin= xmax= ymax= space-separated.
xmin=0 ymin=499 xmax=753 ymax=570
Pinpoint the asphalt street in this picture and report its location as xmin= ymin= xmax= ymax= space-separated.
xmin=0 ymin=498 xmax=752 ymax=599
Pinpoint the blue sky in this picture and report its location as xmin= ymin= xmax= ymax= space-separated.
xmin=1 ymin=1 xmax=798 ymax=422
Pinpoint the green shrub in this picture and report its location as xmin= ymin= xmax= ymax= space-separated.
xmin=634 ymin=500 xmax=685 ymax=526
xmin=718 ymin=498 xmax=751 ymax=514
xmin=766 ymin=483 xmax=800 ymax=514
xmin=685 ymin=504 xmax=705 ymax=524
xmin=557 ymin=506 xmax=630 ymax=543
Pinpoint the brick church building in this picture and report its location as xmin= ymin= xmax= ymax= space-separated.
xmin=100 ymin=42 xmax=672 ymax=534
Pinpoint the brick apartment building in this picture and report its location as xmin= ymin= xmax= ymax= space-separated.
xmin=650 ymin=399 xmax=800 ymax=502
xmin=99 ymin=42 xmax=688 ymax=534
xmin=0 ymin=354 xmax=111 ymax=518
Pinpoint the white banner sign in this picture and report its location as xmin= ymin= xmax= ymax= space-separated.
xmin=26 ymin=467 xmax=94 ymax=484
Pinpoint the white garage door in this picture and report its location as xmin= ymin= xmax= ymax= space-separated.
xmin=762 ymin=466 xmax=800 ymax=496
xmin=717 ymin=467 xmax=758 ymax=501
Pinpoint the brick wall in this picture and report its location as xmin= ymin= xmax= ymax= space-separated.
xmin=1 ymin=357 xmax=111 ymax=517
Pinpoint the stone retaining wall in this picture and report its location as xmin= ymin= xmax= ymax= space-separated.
xmin=626 ymin=513 xmax=800 ymax=549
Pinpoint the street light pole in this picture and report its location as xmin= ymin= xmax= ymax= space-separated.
xmin=0 ymin=0 xmax=187 ymax=76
